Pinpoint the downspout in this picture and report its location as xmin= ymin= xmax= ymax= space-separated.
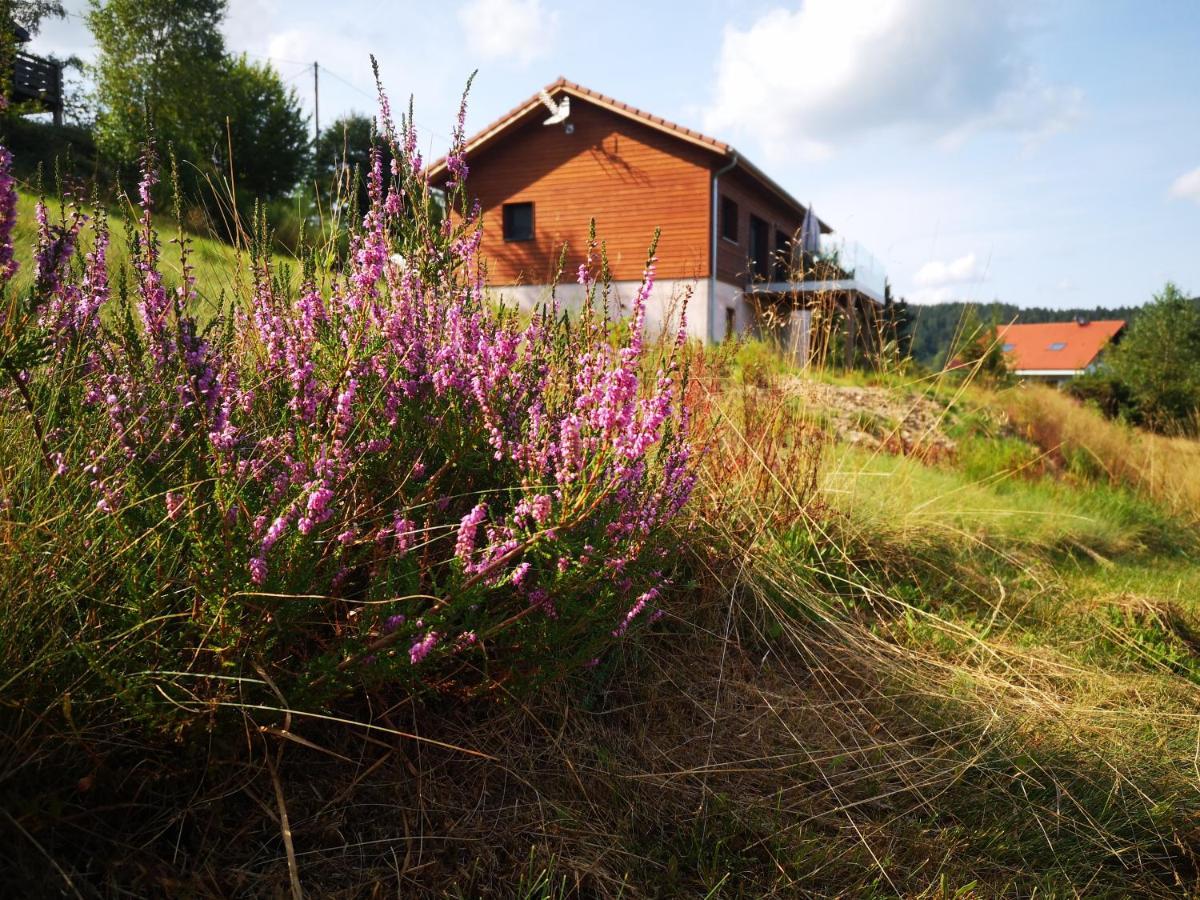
xmin=709 ymin=151 xmax=739 ymax=343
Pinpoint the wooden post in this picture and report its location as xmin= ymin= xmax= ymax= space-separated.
xmin=51 ymin=59 xmax=62 ymax=126
xmin=844 ymin=294 xmax=857 ymax=370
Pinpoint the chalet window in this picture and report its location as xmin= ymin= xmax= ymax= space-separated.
xmin=502 ymin=202 xmax=534 ymax=241
xmin=1047 ymin=341 xmax=1067 ymax=351
xmin=720 ymin=196 xmax=739 ymax=243
xmin=748 ymin=215 xmax=769 ymax=280
xmin=773 ymin=229 xmax=790 ymax=283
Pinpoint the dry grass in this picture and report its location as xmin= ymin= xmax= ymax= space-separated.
xmin=4 ymin=351 xmax=1200 ymax=897
xmin=993 ymin=383 xmax=1200 ymax=522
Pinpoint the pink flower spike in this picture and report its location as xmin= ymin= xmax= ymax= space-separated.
xmin=409 ymin=630 xmax=440 ymax=665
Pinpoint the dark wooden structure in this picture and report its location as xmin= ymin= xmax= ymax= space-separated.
xmin=8 ymin=22 xmax=63 ymax=125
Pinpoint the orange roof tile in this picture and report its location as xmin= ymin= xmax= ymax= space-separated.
xmin=996 ymin=320 xmax=1125 ymax=372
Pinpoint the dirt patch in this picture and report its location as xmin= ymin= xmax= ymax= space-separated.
xmin=786 ymin=379 xmax=958 ymax=458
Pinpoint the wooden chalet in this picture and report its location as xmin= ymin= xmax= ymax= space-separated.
xmin=428 ymin=78 xmax=886 ymax=363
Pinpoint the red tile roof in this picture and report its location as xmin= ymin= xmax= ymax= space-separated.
xmin=996 ymin=320 xmax=1125 ymax=372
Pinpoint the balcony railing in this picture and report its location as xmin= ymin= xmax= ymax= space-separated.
xmin=12 ymin=51 xmax=63 ymax=123
xmin=816 ymin=234 xmax=887 ymax=302
xmin=746 ymin=233 xmax=887 ymax=304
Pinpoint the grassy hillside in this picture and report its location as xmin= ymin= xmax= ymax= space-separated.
xmin=11 ymin=187 xmax=244 ymax=305
xmin=3 ymin=165 xmax=1200 ymax=896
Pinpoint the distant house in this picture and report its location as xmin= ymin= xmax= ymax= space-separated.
xmin=428 ymin=78 xmax=885 ymax=364
xmin=997 ymin=319 xmax=1125 ymax=385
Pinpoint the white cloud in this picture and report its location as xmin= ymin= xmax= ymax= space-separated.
xmin=457 ymin=0 xmax=558 ymax=66
xmin=703 ymin=0 xmax=1080 ymax=160
xmin=909 ymin=251 xmax=988 ymax=303
xmin=914 ymin=252 xmax=985 ymax=287
xmin=1169 ymin=166 xmax=1200 ymax=204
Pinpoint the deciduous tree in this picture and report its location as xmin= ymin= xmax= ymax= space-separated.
xmin=1108 ymin=282 xmax=1200 ymax=432
xmin=88 ymin=0 xmax=228 ymax=174
xmin=218 ymin=55 xmax=309 ymax=201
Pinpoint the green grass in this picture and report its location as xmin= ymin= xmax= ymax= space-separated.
xmin=4 ymin=198 xmax=1200 ymax=895
xmin=822 ymin=441 xmax=1183 ymax=559
xmin=11 ymin=187 xmax=245 ymax=308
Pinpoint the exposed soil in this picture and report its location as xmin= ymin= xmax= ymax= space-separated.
xmin=786 ymin=379 xmax=959 ymax=458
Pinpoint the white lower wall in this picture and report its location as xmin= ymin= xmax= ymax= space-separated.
xmin=487 ymin=278 xmax=712 ymax=343
xmin=486 ymin=278 xmax=771 ymax=344
xmin=711 ymin=279 xmax=748 ymax=342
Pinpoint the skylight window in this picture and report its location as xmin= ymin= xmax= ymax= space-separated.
xmin=1002 ymin=343 xmax=1015 ymax=352
xmin=1047 ymin=341 xmax=1067 ymax=351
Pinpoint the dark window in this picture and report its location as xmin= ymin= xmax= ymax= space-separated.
xmin=502 ymin=202 xmax=534 ymax=241
xmin=720 ymin=196 xmax=739 ymax=242
xmin=1047 ymin=341 xmax=1067 ymax=351
xmin=748 ymin=215 xmax=769 ymax=280
xmin=725 ymin=306 xmax=736 ymax=340
xmin=773 ymin=229 xmax=790 ymax=282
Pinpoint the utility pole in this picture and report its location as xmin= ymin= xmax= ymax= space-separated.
xmin=313 ymin=61 xmax=320 ymax=143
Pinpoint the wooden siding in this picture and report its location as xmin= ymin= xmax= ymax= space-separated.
xmin=714 ymin=168 xmax=805 ymax=286
xmin=462 ymin=100 xmax=714 ymax=284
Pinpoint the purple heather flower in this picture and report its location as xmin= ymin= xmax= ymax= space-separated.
xmin=409 ymin=630 xmax=440 ymax=665
xmin=529 ymin=493 xmax=552 ymax=525
xmin=455 ymin=502 xmax=488 ymax=562
xmin=613 ymin=587 xmax=659 ymax=638
xmin=0 ymin=146 xmax=19 ymax=285
xmin=393 ymin=515 xmax=415 ymax=555
xmin=249 ymin=557 xmax=268 ymax=585
xmin=511 ymin=561 xmax=532 ymax=587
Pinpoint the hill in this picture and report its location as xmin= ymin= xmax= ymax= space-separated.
xmin=11 ymin=185 xmax=245 ymax=305
xmin=4 ymin=161 xmax=1200 ymax=895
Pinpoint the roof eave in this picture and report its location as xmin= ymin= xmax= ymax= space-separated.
xmin=428 ymin=80 xmax=829 ymax=232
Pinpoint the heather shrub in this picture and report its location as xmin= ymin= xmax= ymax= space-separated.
xmin=0 ymin=80 xmax=695 ymax=730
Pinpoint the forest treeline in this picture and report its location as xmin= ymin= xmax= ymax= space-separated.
xmin=905 ymin=298 xmax=1200 ymax=367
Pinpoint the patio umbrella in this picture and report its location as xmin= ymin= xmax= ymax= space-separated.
xmin=800 ymin=204 xmax=821 ymax=256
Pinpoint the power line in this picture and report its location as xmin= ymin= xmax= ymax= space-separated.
xmin=316 ymin=64 xmax=375 ymax=102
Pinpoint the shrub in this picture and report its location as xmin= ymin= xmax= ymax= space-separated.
xmin=0 ymin=79 xmax=696 ymax=731
xmin=1107 ymin=282 xmax=1200 ymax=434
xmin=1065 ymin=369 xmax=1137 ymax=421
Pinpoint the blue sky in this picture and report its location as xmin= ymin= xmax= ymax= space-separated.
xmin=35 ymin=0 xmax=1200 ymax=308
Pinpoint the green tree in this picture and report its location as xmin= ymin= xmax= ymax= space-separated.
xmin=951 ymin=304 xmax=1008 ymax=382
xmin=218 ymin=55 xmax=309 ymax=201
xmin=8 ymin=1 xmax=65 ymax=35
xmin=87 ymin=0 xmax=227 ymax=173
xmin=1108 ymin=282 xmax=1200 ymax=433
xmin=312 ymin=112 xmax=375 ymax=213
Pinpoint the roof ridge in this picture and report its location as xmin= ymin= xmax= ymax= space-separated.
xmin=426 ymin=77 xmax=818 ymax=224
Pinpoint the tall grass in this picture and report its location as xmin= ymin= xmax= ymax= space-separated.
xmin=3 ymin=89 xmax=1200 ymax=898
xmin=995 ymin=382 xmax=1200 ymax=522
